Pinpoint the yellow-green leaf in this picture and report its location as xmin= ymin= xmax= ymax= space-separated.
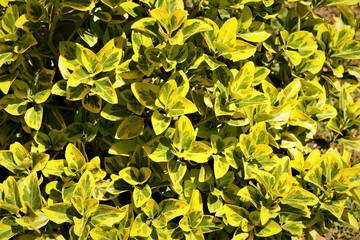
xmin=119 ymin=167 xmax=151 ymax=185
xmin=260 ymin=204 xmax=280 ymax=225
xmin=230 ymin=61 xmax=255 ymax=96
xmin=255 ymin=220 xmax=282 ymax=237
xmin=42 ymin=203 xmax=77 ymax=224
xmin=253 ymin=67 xmax=270 ymax=86
xmin=1 ymin=5 xmax=18 ymax=34
xmin=73 ymin=171 xmax=95 ymax=200
xmin=92 ymin=77 xmax=118 ymax=104
xmin=143 ymin=136 xmax=173 ymax=162
xmin=131 ymin=18 xmax=159 ymax=38
xmin=182 ymin=19 xmax=213 ymax=42
xmin=284 ymin=50 xmax=302 ymax=66
xmin=59 ymin=41 xmax=80 ymax=71
xmin=3 ymin=176 xmax=22 ymax=209
xmin=304 ymin=166 xmax=323 ymax=189
xmin=217 ymin=18 xmax=237 ymax=45
xmin=97 ymin=36 xmax=125 ymax=72
xmin=173 ymin=115 xmax=195 ymax=152
xmin=65 ymin=143 xmax=86 ymax=173
xmin=156 ymin=79 xmax=177 ymax=108
xmin=300 ymin=50 xmax=326 ymax=74
xmin=320 ymin=200 xmax=346 ymax=219
xmin=289 ymin=109 xmax=317 ymax=132
xmin=168 ymin=159 xmax=187 ymax=184
xmin=213 ymin=155 xmax=229 ymax=179
xmin=157 ymin=0 xmax=184 ymax=13
xmin=115 ymin=116 xmax=144 ymax=140
xmin=222 ymin=40 xmax=257 ymax=61
xmin=120 ymin=2 xmax=144 ymax=17
xmin=221 ymin=204 xmax=248 ymax=227
xmin=0 ymin=71 xmax=17 ymax=94
xmin=280 ymin=186 xmax=319 ymax=206
xmin=130 ymin=213 xmax=152 ymax=237
xmin=151 ymin=110 xmax=171 ymax=135
xmin=238 ymin=22 xmax=272 ymax=42
xmin=142 ymin=198 xmax=159 ymax=219
xmin=198 ymin=215 xmax=224 ymax=233
xmin=90 ymin=204 xmax=128 ymax=227
xmin=68 ymin=66 xmax=93 ymax=87
xmin=77 ymin=28 xmax=98 ymax=47
xmin=286 ymin=31 xmax=317 ymax=58
xmin=90 ymin=227 xmax=118 ymax=240
xmin=159 ymin=199 xmax=190 ymax=222
xmin=131 ymin=82 xmax=159 ymax=110
xmin=182 ymin=142 xmax=214 ymax=163
xmin=167 ymin=96 xmax=198 ymax=117
xmin=66 ymin=84 xmax=90 ymax=101
xmin=150 ymin=8 xmax=170 ymax=32
xmin=133 ymin=184 xmax=152 ymax=208
xmin=19 ymin=172 xmax=42 ymax=210
xmin=13 ymin=32 xmax=37 ymax=54
xmin=82 ymin=94 xmax=102 ymax=113
xmin=331 ymin=40 xmax=360 ymax=59
xmin=24 ymin=104 xmax=43 ymax=130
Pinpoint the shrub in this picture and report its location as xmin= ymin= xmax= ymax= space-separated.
xmin=0 ymin=0 xmax=360 ymax=239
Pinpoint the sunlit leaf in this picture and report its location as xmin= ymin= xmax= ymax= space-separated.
xmin=92 ymin=77 xmax=118 ymax=104
xmin=116 ymin=115 xmax=144 ymax=140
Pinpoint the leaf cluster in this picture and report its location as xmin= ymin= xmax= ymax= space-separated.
xmin=0 ymin=0 xmax=360 ymax=239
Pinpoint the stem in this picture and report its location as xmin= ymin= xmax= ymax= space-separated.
xmin=194 ymin=115 xmax=216 ymax=128
xmin=48 ymin=0 xmax=60 ymax=59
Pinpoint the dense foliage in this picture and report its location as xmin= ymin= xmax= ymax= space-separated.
xmin=1 ymin=0 xmax=360 ymax=239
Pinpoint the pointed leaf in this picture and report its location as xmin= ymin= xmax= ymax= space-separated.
xmin=42 ymin=203 xmax=77 ymax=224
xmin=130 ymin=213 xmax=152 ymax=237
xmin=73 ymin=171 xmax=95 ymax=200
xmin=168 ymin=159 xmax=187 ymax=184
xmin=198 ymin=215 xmax=224 ymax=233
xmin=82 ymin=94 xmax=102 ymax=113
xmin=92 ymin=77 xmax=118 ymax=104
xmin=255 ymin=220 xmax=282 ymax=237
xmin=181 ymin=19 xmax=213 ymax=42
xmin=151 ymin=110 xmax=171 ymax=135
xmin=217 ymin=18 xmax=237 ymax=45
xmin=133 ymin=184 xmax=152 ymax=208
xmin=90 ymin=227 xmax=118 ymax=240
xmin=115 ymin=115 xmax=144 ymax=140
xmin=66 ymin=84 xmax=90 ymax=101
xmin=173 ymin=115 xmax=195 ymax=152
xmin=97 ymin=36 xmax=124 ymax=72
xmin=131 ymin=82 xmax=159 ymax=110
xmin=90 ymin=204 xmax=128 ymax=227
xmin=19 ymin=172 xmax=42 ymax=210
xmin=280 ymin=186 xmax=318 ymax=206
xmin=143 ymin=136 xmax=174 ymax=162
xmin=65 ymin=143 xmax=86 ymax=172
xmin=221 ymin=204 xmax=248 ymax=227
xmin=78 ymin=28 xmax=98 ymax=47
xmin=24 ymin=104 xmax=43 ymax=130
xmin=230 ymin=62 xmax=255 ymax=96
xmin=182 ymin=142 xmax=214 ymax=163
xmin=159 ymin=199 xmax=190 ymax=222
xmin=238 ymin=22 xmax=272 ymax=42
